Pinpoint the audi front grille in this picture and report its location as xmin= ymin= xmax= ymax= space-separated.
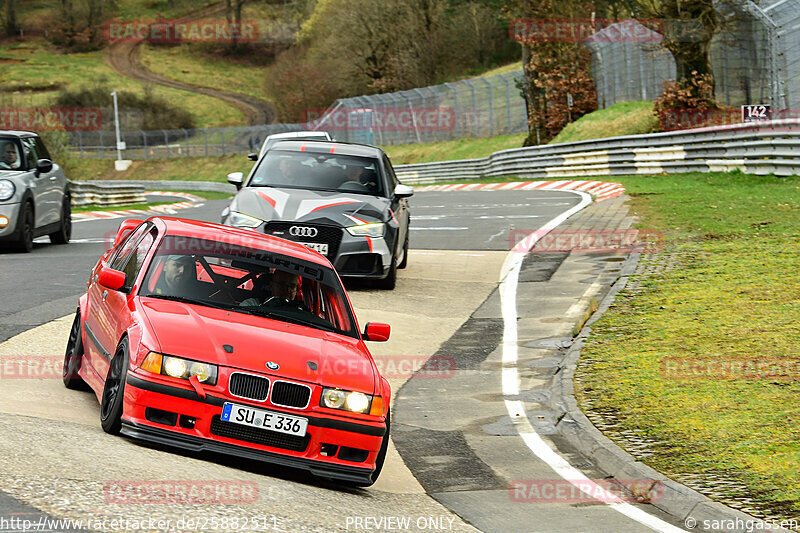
xmin=264 ymin=222 xmax=343 ymax=258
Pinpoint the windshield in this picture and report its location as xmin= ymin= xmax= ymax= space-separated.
xmin=139 ymin=235 xmax=358 ymax=337
xmin=0 ymin=138 xmax=22 ymax=171
xmin=249 ymin=150 xmax=384 ymax=196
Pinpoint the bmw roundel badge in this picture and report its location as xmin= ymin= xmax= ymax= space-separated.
xmin=266 ymin=361 xmax=280 ymax=371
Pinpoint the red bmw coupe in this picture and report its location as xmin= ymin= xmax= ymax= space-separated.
xmin=63 ymin=217 xmax=392 ymax=486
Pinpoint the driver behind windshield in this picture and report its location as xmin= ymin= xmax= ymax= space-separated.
xmin=0 ymin=140 xmax=20 ymax=170
xmin=241 ymin=269 xmax=305 ymax=309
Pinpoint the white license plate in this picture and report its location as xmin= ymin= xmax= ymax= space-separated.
xmin=299 ymin=242 xmax=328 ymax=255
xmin=221 ymin=403 xmax=308 ymax=437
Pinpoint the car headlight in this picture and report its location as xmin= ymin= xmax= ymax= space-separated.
xmin=346 ymin=222 xmax=384 ymax=238
xmin=140 ymin=352 xmax=218 ymax=385
xmin=228 ymin=211 xmax=264 ymax=229
xmin=320 ymin=387 xmax=373 ymax=414
xmin=0 ymin=180 xmax=15 ymax=202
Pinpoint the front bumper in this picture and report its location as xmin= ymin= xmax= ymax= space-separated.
xmin=122 ymin=374 xmax=386 ymax=485
xmin=0 ymin=202 xmax=20 ymax=240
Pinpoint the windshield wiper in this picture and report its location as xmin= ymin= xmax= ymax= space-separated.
xmin=239 ymin=305 xmax=339 ymax=333
xmin=145 ymin=294 xmax=232 ymax=311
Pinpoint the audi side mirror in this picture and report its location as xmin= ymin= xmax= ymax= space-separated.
xmin=227 ymin=172 xmax=244 ymax=190
xmin=393 ymin=184 xmax=414 ymax=199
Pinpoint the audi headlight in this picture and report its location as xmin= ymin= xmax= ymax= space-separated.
xmin=140 ymin=352 xmax=217 ymax=385
xmin=346 ymin=222 xmax=384 ymax=238
xmin=320 ymin=387 xmax=373 ymax=414
xmin=0 ymin=180 xmax=15 ymax=202
xmin=228 ymin=211 xmax=264 ymax=229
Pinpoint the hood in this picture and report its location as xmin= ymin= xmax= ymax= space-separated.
xmin=139 ymin=298 xmax=376 ymax=394
xmin=232 ymin=186 xmax=389 ymax=226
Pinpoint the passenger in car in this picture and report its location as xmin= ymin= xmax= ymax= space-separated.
xmin=154 ymin=255 xmax=202 ymax=297
xmin=0 ymin=140 xmax=20 ymax=170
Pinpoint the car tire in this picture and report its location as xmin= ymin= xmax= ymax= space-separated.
xmin=397 ymin=232 xmax=409 ymax=269
xmin=63 ymin=312 xmax=86 ymax=390
xmin=50 ymin=197 xmax=71 ymax=244
xmin=100 ymin=338 xmax=129 ymax=435
xmin=376 ymin=256 xmax=397 ymax=290
xmin=13 ymin=202 xmax=34 ymax=253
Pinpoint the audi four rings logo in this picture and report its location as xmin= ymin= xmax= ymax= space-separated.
xmin=289 ymin=226 xmax=318 ymax=237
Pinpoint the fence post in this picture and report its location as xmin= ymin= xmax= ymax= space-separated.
xmin=77 ymin=131 xmax=83 ymax=157
xmin=481 ymin=77 xmax=493 ymax=137
xmin=464 ymin=79 xmax=479 ymax=137
xmin=183 ymin=129 xmax=190 ymax=157
xmin=142 ymin=130 xmax=148 ymax=160
xmin=444 ymin=82 xmax=459 ymax=141
xmin=500 ymin=74 xmax=512 ymax=134
xmin=204 ymin=128 xmax=209 ymax=157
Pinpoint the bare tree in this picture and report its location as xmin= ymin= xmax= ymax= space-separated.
xmin=2 ymin=0 xmax=19 ymax=37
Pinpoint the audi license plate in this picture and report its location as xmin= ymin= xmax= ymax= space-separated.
xmin=221 ymin=403 xmax=308 ymax=437
xmin=299 ymin=242 xmax=328 ymax=256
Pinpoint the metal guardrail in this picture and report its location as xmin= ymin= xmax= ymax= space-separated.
xmin=69 ymin=181 xmax=147 ymax=207
xmin=394 ymin=119 xmax=800 ymax=183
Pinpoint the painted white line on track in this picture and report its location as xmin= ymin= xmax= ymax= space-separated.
xmin=498 ymin=190 xmax=686 ymax=533
xmin=410 ymin=227 xmax=469 ymax=231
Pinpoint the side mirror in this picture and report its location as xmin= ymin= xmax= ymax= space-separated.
xmin=112 ymin=219 xmax=142 ymax=248
xmin=227 ymin=172 xmax=244 ymax=190
xmin=363 ymin=322 xmax=390 ymax=342
xmin=247 ymin=153 xmax=258 ymax=161
xmin=98 ymin=266 xmax=126 ymax=291
xmin=393 ymin=184 xmax=414 ymax=199
xmin=35 ymin=158 xmax=53 ymax=176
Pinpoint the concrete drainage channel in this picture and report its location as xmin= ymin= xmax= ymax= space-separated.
xmin=393 ymin=195 xmax=791 ymax=533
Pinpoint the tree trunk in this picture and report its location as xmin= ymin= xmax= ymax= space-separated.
xmin=4 ymin=0 xmax=19 ymax=37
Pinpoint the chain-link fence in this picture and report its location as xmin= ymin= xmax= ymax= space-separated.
xmin=588 ymin=1 xmax=799 ymax=109
xmin=310 ymin=71 xmax=527 ymax=145
xmin=68 ymin=71 xmax=528 ymax=158
xmin=585 ymin=20 xmax=676 ymax=108
xmin=70 ymin=123 xmax=306 ymax=159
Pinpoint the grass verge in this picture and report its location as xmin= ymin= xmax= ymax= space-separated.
xmin=139 ymin=44 xmax=271 ymax=102
xmin=0 ymin=39 xmax=243 ymax=128
xmin=67 ymin=155 xmax=251 ymax=182
xmin=383 ymin=133 xmax=526 ymax=165
xmin=73 ymin=189 xmax=232 ymax=212
xmin=573 ymin=171 xmax=800 ymax=520
xmin=549 ymin=101 xmax=658 ymax=145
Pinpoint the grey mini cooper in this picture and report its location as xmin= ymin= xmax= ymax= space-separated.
xmin=0 ymin=131 xmax=71 ymax=252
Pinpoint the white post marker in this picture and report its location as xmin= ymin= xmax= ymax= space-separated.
xmin=499 ymin=190 xmax=686 ymax=532
xmin=111 ymin=91 xmax=132 ymax=171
